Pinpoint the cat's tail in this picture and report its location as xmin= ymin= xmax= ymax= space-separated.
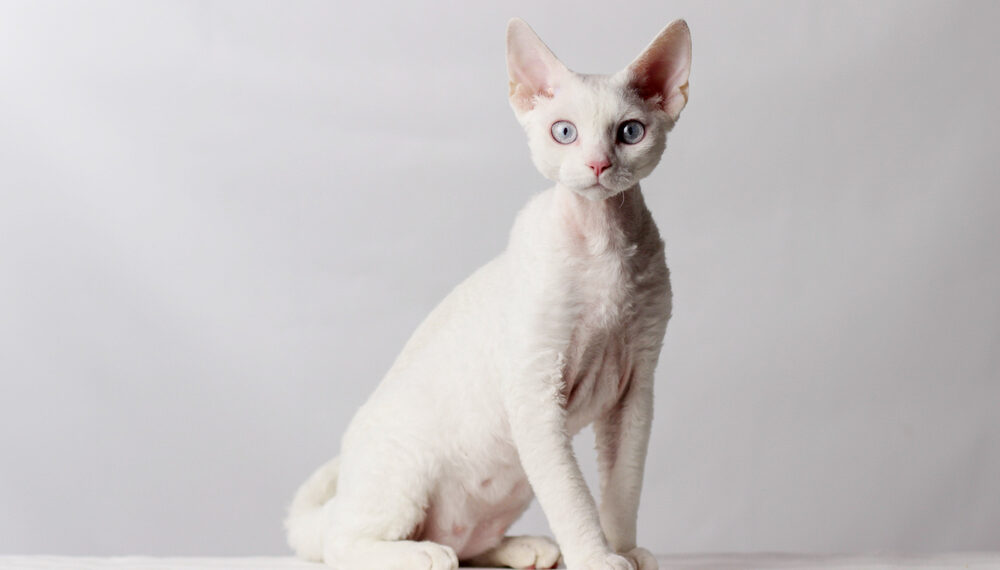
xmin=284 ymin=456 xmax=340 ymax=561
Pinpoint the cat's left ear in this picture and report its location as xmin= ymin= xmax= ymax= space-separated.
xmin=506 ymin=18 xmax=570 ymax=115
xmin=625 ymin=19 xmax=692 ymax=121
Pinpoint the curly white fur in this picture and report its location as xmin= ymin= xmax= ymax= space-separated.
xmin=286 ymin=17 xmax=691 ymax=570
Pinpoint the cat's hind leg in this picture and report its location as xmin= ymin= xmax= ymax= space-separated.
xmin=323 ymin=497 xmax=460 ymax=570
xmin=464 ymin=535 xmax=561 ymax=569
xmin=320 ymin=451 xmax=457 ymax=570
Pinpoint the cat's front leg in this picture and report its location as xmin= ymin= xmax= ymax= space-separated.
xmin=505 ymin=350 xmax=634 ymax=570
xmin=593 ymin=367 xmax=657 ymax=570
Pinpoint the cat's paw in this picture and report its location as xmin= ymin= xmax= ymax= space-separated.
xmin=619 ymin=547 xmax=658 ymax=570
xmin=323 ymin=539 xmax=457 ymax=570
xmin=576 ymin=551 xmax=635 ymax=570
xmin=409 ymin=541 xmax=459 ymax=570
xmin=465 ymin=535 xmax=560 ymax=569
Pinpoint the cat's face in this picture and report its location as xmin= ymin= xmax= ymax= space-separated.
xmin=507 ymin=19 xmax=691 ymax=200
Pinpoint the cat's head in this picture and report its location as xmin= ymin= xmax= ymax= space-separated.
xmin=506 ymin=18 xmax=691 ymax=200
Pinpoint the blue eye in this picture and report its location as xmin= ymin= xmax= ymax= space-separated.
xmin=551 ymin=121 xmax=577 ymax=144
xmin=617 ymin=120 xmax=645 ymax=144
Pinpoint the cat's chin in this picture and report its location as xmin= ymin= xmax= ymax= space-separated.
xmin=568 ymin=183 xmax=628 ymax=202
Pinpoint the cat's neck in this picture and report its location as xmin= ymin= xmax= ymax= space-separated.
xmin=552 ymin=183 xmax=652 ymax=251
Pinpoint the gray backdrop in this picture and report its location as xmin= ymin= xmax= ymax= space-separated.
xmin=1 ymin=0 xmax=998 ymax=557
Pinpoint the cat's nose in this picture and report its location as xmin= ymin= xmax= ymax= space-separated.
xmin=587 ymin=158 xmax=612 ymax=177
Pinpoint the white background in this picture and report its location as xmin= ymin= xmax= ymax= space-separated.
xmin=2 ymin=0 xmax=998 ymax=557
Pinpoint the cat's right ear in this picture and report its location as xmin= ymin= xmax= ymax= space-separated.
xmin=506 ymin=18 xmax=569 ymax=114
xmin=626 ymin=19 xmax=692 ymax=122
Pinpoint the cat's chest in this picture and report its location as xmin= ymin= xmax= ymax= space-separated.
xmin=528 ymin=185 xmax=668 ymax=429
xmin=559 ymin=245 xmax=649 ymax=430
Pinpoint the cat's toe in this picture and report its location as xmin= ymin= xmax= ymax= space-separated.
xmin=509 ymin=535 xmax=560 ymax=569
xmin=465 ymin=535 xmax=560 ymax=569
xmin=620 ymin=547 xmax=658 ymax=570
xmin=412 ymin=541 xmax=458 ymax=570
xmin=577 ymin=552 xmax=635 ymax=570
xmin=533 ymin=537 xmax=561 ymax=569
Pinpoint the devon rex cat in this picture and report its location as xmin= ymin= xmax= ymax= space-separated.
xmin=286 ymin=17 xmax=691 ymax=570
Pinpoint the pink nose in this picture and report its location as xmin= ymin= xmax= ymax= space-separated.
xmin=587 ymin=158 xmax=611 ymax=177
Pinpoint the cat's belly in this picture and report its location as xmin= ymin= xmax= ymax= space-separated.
xmin=417 ymin=453 xmax=534 ymax=559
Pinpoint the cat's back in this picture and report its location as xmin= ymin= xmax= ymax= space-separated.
xmin=374 ymin=186 xmax=561 ymax=388
xmin=346 ymin=251 xmax=516 ymax=425
xmin=340 ymin=189 xmax=573 ymax=447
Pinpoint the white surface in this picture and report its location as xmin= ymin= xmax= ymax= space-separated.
xmin=2 ymin=0 xmax=999 ymax=558
xmin=3 ymin=554 xmax=1000 ymax=570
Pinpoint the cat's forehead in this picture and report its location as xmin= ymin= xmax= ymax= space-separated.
xmin=545 ymin=72 xmax=640 ymax=125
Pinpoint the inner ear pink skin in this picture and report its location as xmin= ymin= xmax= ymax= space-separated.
xmin=626 ymin=19 xmax=691 ymax=119
xmin=506 ymin=18 xmax=569 ymax=113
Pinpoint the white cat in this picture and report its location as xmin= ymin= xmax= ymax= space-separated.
xmin=286 ymin=18 xmax=691 ymax=570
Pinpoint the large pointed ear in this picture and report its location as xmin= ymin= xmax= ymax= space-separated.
xmin=506 ymin=18 xmax=569 ymax=114
xmin=626 ymin=20 xmax=692 ymax=121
